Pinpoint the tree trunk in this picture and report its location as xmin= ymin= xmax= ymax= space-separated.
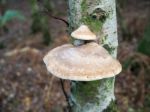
xmin=68 ymin=0 xmax=119 ymax=112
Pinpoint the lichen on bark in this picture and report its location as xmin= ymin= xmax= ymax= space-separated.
xmin=68 ymin=0 xmax=118 ymax=112
xmin=70 ymin=78 xmax=115 ymax=112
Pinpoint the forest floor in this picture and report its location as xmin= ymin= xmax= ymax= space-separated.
xmin=0 ymin=0 xmax=150 ymax=112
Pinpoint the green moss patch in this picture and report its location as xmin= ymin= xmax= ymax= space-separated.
xmin=103 ymin=44 xmax=116 ymax=54
xmin=81 ymin=16 xmax=103 ymax=32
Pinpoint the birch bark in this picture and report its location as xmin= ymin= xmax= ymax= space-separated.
xmin=68 ymin=0 xmax=118 ymax=112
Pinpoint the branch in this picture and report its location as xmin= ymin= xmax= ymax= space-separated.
xmin=37 ymin=0 xmax=69 ymax=26
xmin=41 ymin=10 xmax=69 ymax=27
xmin=60 ymin=79 xmax=71 ymax=112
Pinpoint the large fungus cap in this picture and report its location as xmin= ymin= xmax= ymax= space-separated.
xmin=43 ymin=42 xmax=122 ymax=81
xmin=71 ymin=25 xmax=97 ymax=40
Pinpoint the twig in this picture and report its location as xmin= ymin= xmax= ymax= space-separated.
xmin=60 ymin=79 xmax=71 ymax=112
xmin=37 ymin=0 xmax=69 ymax=26
xmin=41 ymin=10 xmax=69 ymax=27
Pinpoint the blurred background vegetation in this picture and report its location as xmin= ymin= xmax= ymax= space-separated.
xmin=0 ymin=0 xmax=149 ymax=112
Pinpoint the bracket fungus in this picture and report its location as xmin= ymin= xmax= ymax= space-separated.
xmin=43 ymin=25 xmax=122 ymax=81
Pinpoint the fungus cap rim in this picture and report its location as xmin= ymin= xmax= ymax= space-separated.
xmin=43 ymin=42 xmax=122 ymax=81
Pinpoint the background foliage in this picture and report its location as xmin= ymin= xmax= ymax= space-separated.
xmin=0 ymin=0 xmax=149 ymax=112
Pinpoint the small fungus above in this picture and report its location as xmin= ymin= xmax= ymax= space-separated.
xmin=71 ymin=25 xmax=97 ymax=40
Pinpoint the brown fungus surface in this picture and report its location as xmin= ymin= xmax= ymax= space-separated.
xmin=43 ymin=42 xmax=122 ymax=81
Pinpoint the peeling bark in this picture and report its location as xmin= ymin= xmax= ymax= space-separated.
xmin=68 ymin=0 xmax=118 ymax=112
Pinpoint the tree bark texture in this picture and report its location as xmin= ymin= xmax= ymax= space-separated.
xmin=68 ymin=0 xmax=118 ymax=112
